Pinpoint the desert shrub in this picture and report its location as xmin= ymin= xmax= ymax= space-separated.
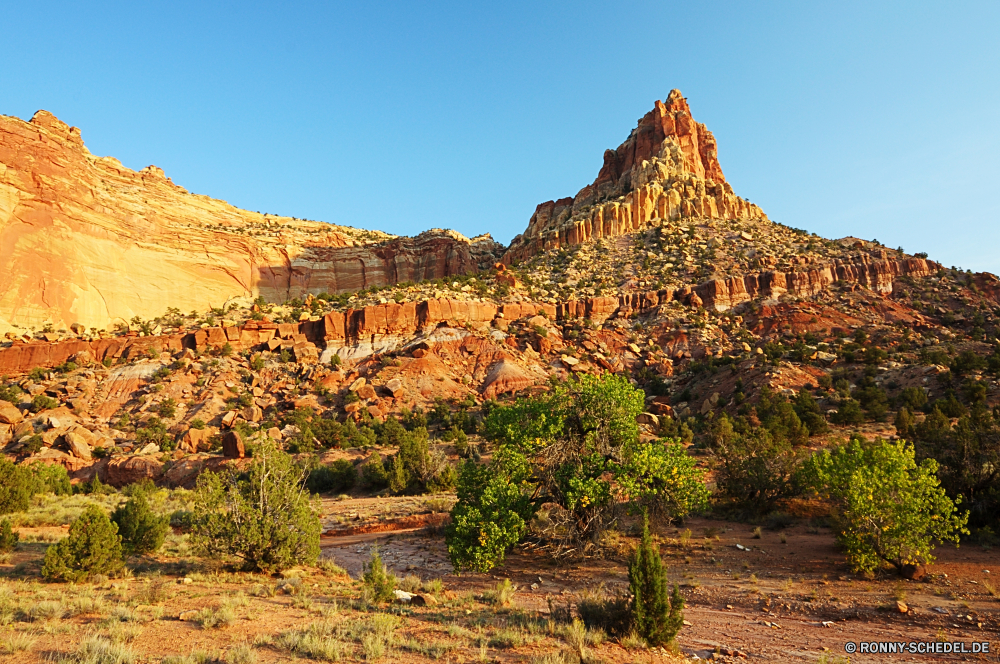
xmin=713 ymin=425 xmax=803 ymax=514
xmin=447 ymin=375 xmax=706 ymax=572
xmin=362 ymin=547 xmax=396 ymax=603
xmin=629 ymin=513 xmax=684 ymax=646
xmin=306 ymin=459 xmax=357 ymax=494
xmin=75 ymin=475 xmax=115 ymax=496
xmin=375 ymin=417 xmax=408 ymax=447
xmin=899 ymin=386 xmax=928 ymax=412
xmin=934 ymin=391 xmax=968 ymax=418
xmin=894 ymin=407 xmax=916 ymax=438
xmin=135 ymin=417 xmax=173 ymax=450
xmin=911 ymin=404 xmax=1000 ymax=530
xmin=384 ymin=426 xmax=454 ymax=495
xmin=191 ymin=441 xmax=321 ymax=572
xmin=0 ymin=517 xmax=18 ymax=552
xmin=21 ymin=434 xmax=44 ymax=456
xmin=29 ymin=463 xmax=72 ymax=496
xmin=446 ymin=453 xmax=535 ymax=573
xmin=111 ymin=492 xmax=169 ymax=557
xmin=754 ymin=388 xmax=809 ymax=445
xmin=854 ymin=378 xmax=889 ymax=421
xmin=950 ymin=350 xmax=987 ymax=376
xmin=30 ymin=394 xmax=58 ymax=413
xmin=0 ymin=381 xmax=23 ymax=404
xmin=157 ymin=398 xmax=177 ymax=419
xmin=802 ymin=438 xmax=969 ymax=574
xmin=361 ymin=453 xmax=389 ymax=489
xmin=0 ymin=458 xmax=32 ymax=514
xmin=829 ymin=398 xmax=865 ymax=425
xmin=577 ymin=590 xmax=632 ymax=637
xmin=792 ymin=390 xmax=828 ymax=435
xmin=42 ymin=505 xmax=123 ymax=581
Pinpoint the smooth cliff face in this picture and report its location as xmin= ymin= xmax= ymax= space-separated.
xmin=0 ymin=111 xmax=499 ymax=334
xmin=503 ymin=90 xmax=767 ymax=263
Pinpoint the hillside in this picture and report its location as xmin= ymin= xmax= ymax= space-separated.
xmin=2 ymin=91 xmax=1000 ymax=663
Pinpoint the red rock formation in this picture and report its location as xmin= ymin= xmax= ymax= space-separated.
xmin=0 ymin=111 xmax=501 ymax=334
xmin=504 ymin=90 xmax=767 ymax=263
xmin=0 ymin=256 xmax=939 ymax=378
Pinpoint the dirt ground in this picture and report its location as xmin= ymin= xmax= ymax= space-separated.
xmin=319 ymin=511 xmax=1000 ymax=663
xmin=1 ymin=497 xmax=998 ymax=664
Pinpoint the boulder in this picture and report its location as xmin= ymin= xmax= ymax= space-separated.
xmin=348 ymin=377 xmax=366 ymax=392
xmin=65 ymin=431 xmax=92 ymax=459
xmin=481 ymin=359 xmax=535 ymax=399
xmin=105 ymin=455 xmax=165 ymax=487
xmin=0 ymin=401 xmax=23 ymax=425
xmin=411 ymin=594 xmax=438 ymax=607
xmin=385 ymin=378 xmax=406 ymax=397
xmin=356 ymin=384 xmax=377 ymax=401
xmin=180 ymin=427 xmax=215 ymax=453
xmin=222 ymin=430 xmax=245 ymax=459
xmin=242 ymin=405 xmax=263 ymax=423
xmin=900 ymin=564 xmax=926 ymax=581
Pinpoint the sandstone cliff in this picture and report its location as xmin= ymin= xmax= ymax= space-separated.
xmin=504 ymin=90 xmax=767 ymax=263
xmin=0 ymin=111 xmax=500 ymax=334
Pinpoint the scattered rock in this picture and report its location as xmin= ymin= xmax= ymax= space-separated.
xmin=222 ymin=430 xmax=245 ymax=459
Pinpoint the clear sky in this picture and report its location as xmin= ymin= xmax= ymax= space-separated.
xmin=3 ymin=2 xmax=999 ymax=272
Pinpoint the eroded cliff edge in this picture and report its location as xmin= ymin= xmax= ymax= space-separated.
xmin=0 ymin=111 xmax=500 ymax=333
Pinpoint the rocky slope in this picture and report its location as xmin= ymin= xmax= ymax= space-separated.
xmin=0 ymin=111 xmax=501 ymax=335
xmin=4 ymin=90 xmax=1000 ymax=503
xmin=503 ymin=89 xmax=767 ymax=263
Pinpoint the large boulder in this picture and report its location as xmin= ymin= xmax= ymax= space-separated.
xmin=0 ymin=401 xmax=23 ymax=425
xmin=179 ymin=427 xmax=216 ymax=454
xmin=105 ymin=455 xmax=165 ymax=487
xmin=65 ymin=431 xmax=92 ymax=459
xmin=480 ymin=359 xmax=535 ymax=399
xmin=222 ymin=430 xmax=245 ymax=459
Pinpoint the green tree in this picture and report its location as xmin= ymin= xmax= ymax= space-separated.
xmin=42 ymin=505 xmax=123 ymax=581
xmin=0 ymin=458 xmax=31 ymax=515
xmin=802 ymin=439 xmax=968 ymax=574
xmin=362 ymin=546 xmax=397 ymax=603
xmin=306 ymin=459 xmax=357 ymax=494
xmin=0 ymin=517 xmax=18 ymax=552
xmin=111 ymin=492 xmax=169 ymax=556
xmin=447 ymin=375 xmax=707 ymax=573
xmin=191 ymin=441 xmax=321 ymax=572
xmin=629 ymin=514 xmax=684 ymax=647
xmin=830 ymin=398 xmax=865 ymax=426
xmin=713 ymin=428 xmax=802 ymax=514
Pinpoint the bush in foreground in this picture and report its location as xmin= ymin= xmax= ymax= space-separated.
xmin=629 ymin=513 xmax=684 ymax=647
xmin=191 ymin=441 xmax=321 ymax=572
xmin=802 ymin=438 xmax=968 ymax=575
xmin=42 ymin=505 xmax=123 ymax=582
xmin=447 ymin=375 xmax=708 ymax=573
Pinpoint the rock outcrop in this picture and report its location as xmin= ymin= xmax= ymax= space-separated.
xmin=0 ymin=111 xmax=501 ymax=334
xmin=504 ymin=90 xmax=767 ymax=263
xmin=0 ymin=256 xmax=938 ymax=378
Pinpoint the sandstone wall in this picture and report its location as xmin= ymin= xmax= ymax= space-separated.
xmin=503 ymin=90 xmax=767 ymax=263
xmin=0 ymin=111 xmax=497 ymax=334
xmin=0 ymin=257 xmax=939 ymax=377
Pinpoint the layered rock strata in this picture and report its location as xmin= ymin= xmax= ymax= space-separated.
xmin=0 ymin=111 xmax=499 ymax=334
xmin=504 ymin=89 xmax=767 ymax=263
xmin=0 ymin=255 xmax=939 ymax=377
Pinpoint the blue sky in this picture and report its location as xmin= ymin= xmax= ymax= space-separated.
xmin=3 ymin=2 xmax=999 ymax=271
